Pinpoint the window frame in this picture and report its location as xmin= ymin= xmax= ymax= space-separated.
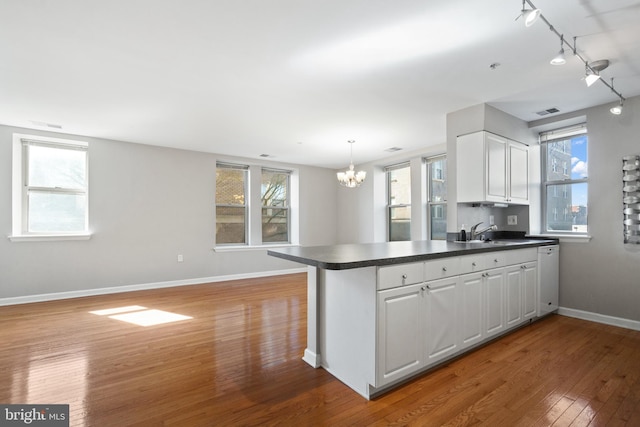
xmin=540 ymin=124 xmax=589 ymax=235
xmin=215 ymin=162 xmax=249 ymax=246
xmin=425 ymin=155 xmax=447 ymax=240
xmin=385 ymin=162 xmax=411 ymax=242
xmin=260 ymin=167 xmax=291 ymax=244
xmin=215 ymin=161 xmax=297 ymax=249
xmin=10 ymin=134 xmax=90 ymax=242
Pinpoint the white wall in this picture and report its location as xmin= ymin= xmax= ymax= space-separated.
xmin=0 ymin=125 xmax=338 ymax=300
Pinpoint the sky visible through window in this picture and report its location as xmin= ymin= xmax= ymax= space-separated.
xmin=570 ymin=134 xmax=588 ymax=207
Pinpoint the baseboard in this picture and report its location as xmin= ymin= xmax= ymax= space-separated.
xmin=0 ymin=268 xmax=307 ymax=307
xmin=558 ymin=306 xmax=640 ymax=331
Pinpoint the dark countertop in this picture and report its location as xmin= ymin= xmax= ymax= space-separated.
xmin=267 ymin=238 xmax=558 ymax=270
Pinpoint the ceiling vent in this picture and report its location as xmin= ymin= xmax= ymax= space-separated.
xmin=384 ymin=147 xmax=403 ymax=153
xmin=535 ymin=107 xmax=560 ymax=116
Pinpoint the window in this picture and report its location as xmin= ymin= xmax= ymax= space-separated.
xmin=215 ymin=162 xmax=294 ymax=247
xmin=541 ymin=124 xmax=588 ymax=234
xmin=12 ymin=134 xmax=89 ymax=238
xmin=261 ymin=168 xmax=290 ymax=243
xmin=426 ymin=156 xmax=447 ymax=240
xmin=386 ymin=163 xmax=411 ymax=241
xmin=215 ymin=163 xmax=248 ymax=245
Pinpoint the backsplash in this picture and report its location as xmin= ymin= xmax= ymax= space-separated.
xmin=457 ymin=204 xmax=530 ymax=234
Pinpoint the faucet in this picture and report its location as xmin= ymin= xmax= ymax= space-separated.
xmin=470 ymin=222 xmax=497 ymax=240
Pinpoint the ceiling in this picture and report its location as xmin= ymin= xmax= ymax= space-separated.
xmin=1 ymin=0 xmax=639 ymax=169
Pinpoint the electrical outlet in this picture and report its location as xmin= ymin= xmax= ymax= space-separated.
xmin=177 ymin=254 xmax=184 ymax=263
xmin=489 ymin=215 xmax=494 ymax=225
xmin=507 ymin=215 xmax=518 ymax=225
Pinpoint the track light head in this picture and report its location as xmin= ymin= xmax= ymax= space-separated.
xmin=585 ymin=72 xmax=600 ymax=87
xmin=516 ymin=0 xmax=541 ymax=27
xmin=550 ymin=47 xmax=566 ymax=65
xmin=550 ymin=35 xmax=566 ymax=65
xmin=585 ymin=60 xmax=609 ymax=86
xmin=523 ymin=8 xmax=541 ymax=26
xmin=610 ymin=103 xmax=623 ymax=115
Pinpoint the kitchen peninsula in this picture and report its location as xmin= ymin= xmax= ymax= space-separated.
xmin=268 ymin=238 xmax=558 ymax=399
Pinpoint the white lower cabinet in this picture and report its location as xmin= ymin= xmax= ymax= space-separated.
xmin=375 ymin=249 xmax=542 ymax=392
xmin=376 ymin=283 xmax=424 ymax=386
xmin=459 ymin=272 xmax=484 ymax=350
xmin=484 ymin=268 xmax=506 ymax=338
xmin=506 ymin=261 xmax=538 ymax=328
xmin=505 ymin=265 xmax=524 ymax=328
xmin=424 ymin=276 xmax=459 ymax=366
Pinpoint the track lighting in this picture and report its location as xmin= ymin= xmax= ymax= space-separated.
xmin=585 ymin=69 xmax=600 ymax=87
xmin=550 ymin=35 xmax=566 ymax=65
xmin=610 ymin=101 xmax=623 ymax=115
xmin=609 ymin=79 xmax=625 ymax=115
xmin=585 ymin=60 xmax=609 ymax=87
xmin=519 ymin=1 xmax=626 ymax=116
xmin=517 ymin=0 xmax=541 ymax=27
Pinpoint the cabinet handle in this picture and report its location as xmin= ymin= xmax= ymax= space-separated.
xmin=442 ymin=267 xmax=447 ymax=272
xmin=494 ymin=259 xmax=499 ymax=263
xmin=402 ymin=274 xmax=407 ymax=280
xmin=472 ymin=262 xmax=476 ymax=267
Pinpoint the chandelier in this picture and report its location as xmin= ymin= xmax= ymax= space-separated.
xmin=337 ymin=140 xmax=366 ymax=188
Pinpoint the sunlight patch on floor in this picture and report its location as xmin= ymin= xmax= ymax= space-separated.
xmin=89 ymin=306 xmax=192 ymax=326
xmin=89 ymin=305 xmax=147 ymax=316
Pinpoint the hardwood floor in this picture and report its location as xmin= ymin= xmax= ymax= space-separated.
xmin=1 ymin=273 xmax=639 ymax=426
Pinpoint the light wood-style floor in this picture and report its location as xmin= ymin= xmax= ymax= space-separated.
xmin=1 ymin=273 xmax=639 ymax=426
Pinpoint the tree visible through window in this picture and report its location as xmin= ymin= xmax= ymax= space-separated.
xmin=261 ymin=168 xmax=290 ymax=243
xmin=215 ymin=163 xmax=247 ymax=245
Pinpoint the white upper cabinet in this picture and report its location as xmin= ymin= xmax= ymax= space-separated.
xmin=457 ymin=131 xmax=529 ymax=205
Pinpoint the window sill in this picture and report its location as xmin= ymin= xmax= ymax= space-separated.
xmin=213 ymin=243 xmax=298 ymax=252
xmin=537 ymin=234 xmax=591 ymax=244
xmin=8 ymin=233 xmax=92 ymax=242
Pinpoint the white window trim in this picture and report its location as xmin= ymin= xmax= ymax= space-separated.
xmin=9 ymin=133 xmax=91 ymax=242
xmin=540 ymin=124 xmax=589 ymax=237
xmin=214 ymin=161 xmax=299 ymax=249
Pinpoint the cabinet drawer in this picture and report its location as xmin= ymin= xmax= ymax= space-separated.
xmin=459 ymin=254 xmax=486 ymax=274
xmin=378 ymin=262 xmax=424 ymax=290
xmin=505 ymin=248 xmax=537 ymax=265
xmin=484 ymin=252 xmax=507 ymax=269
xmin=424 ymin=257 xmax=460 ymax=281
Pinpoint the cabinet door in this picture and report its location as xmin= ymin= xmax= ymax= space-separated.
xmin=486 ymin=133 xmax=507 ymax=202
xmin=484 ymin=268 xmax=505 ymax=338
xmin=377 ymin=283 xmax=423 ymax=386
xmin=505 ymin=265 xmax=523 ymax=328
xmin=508 ymin=142 xmax=529 ymax=204
xmin=424 ymin=277 xmax=459 ymax=365
xmin=522 ymin=262 xmax=538 ymax=320
xmin=459 ymin=272 xmax=484 ymax=350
